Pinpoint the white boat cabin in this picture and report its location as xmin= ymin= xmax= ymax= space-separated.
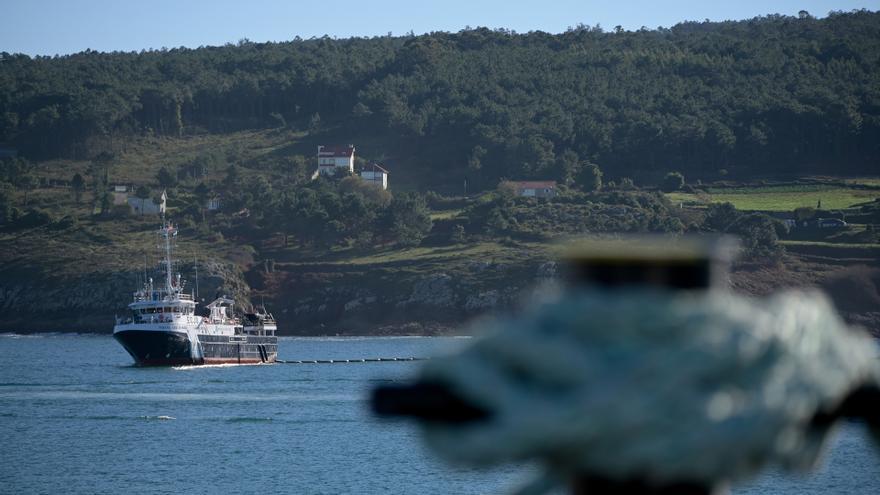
xmin=205 ymin=297 xmax=237 ymax=324
xmin=120 ymin=286 xmax=237 ymax=327
xmin=124 ymin=290 xmax=198 ymax=325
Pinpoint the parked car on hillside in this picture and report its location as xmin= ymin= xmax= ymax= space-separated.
xmin=818 ymin=218 xmax=847 ymax=228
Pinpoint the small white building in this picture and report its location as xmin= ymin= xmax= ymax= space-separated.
xmin=360 ymin=164 xmax=389 ymax=190
xmin=510 ymin=181 xmax=557 ymax=198
xmin=317 ymin=144 xmax=355 ymax=176
xmin=128 ymin=190 xmax=167 ymax=215
xmin=206 ymin=196 xmax=221 ymax=211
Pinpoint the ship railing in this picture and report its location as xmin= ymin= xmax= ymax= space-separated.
xmin=177 ymin=293 xmax=193 ymax=301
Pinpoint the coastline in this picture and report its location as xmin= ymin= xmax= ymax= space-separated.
xmin=2 ymin=255 xmax=877 ymax=337
xmin=0 ymin=321 xmax=466 ymax=337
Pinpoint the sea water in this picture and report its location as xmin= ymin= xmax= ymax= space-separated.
xmin=0 ymin=334 xmax=878 ymax=494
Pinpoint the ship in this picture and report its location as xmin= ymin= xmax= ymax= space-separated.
xmin=113 ymin=223 xmax=277 ymax=366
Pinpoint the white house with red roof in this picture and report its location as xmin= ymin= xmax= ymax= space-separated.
xmin=317 ymin=144 xmax=355 ymax=176
xmin=510 ymin=181 xmax=557 ymax=198
xmin=360 ymin=163 xmax=389 ymax=190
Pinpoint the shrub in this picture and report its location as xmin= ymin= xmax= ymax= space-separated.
xmin=497 ymin=180 xmax=519 ymax=199
xmin=727 ymin=213 xmax=785 ymax=261
xmin=156 ymin=166 xmax=177 ymax=188
xmin=354 ymin=230 xmax=374 ymax=249
xmin=425 ymin=190 xmax=443 ymax=207
xmin=794 ymin=206 xmax=816 ymax=222
xmin=50 ymin=215 xmax=79 ymax=231
xmin=14 ymin=208 xmax=55 ymax=229
xmin=578 ymin=163 xmax=603 ymax=192
xmin=381 ymin=193 xmax=432 ymax=247
xmin=111 ymin=204 xmax=132 ymax=219
xmin=662 ymin=171 xmax=685 ymax=192
xmin=450 ymin=224 xmax=467 ymax=243
xmin=703 ymin=202 xmax=740 ymax=232
xmin=135 ymin=185 xmax=151 ymax=199
xmin=268 ymin=112 xmax=286 ymax=128
xmin=484 ymin=207 xmax=511 ymax=233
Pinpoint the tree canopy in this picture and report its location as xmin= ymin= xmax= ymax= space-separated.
xmin=1 ymin=11 xmax=878 ymax=188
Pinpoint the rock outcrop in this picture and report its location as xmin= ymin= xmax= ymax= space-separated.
xmin=0 ymin=258 xmax=251 ymax=333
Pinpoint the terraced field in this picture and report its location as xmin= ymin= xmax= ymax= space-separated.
xmin=667 ymin=184 xmax=879 ymax=211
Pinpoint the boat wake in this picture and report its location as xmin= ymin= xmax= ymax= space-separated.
xmin=172 ymin=362 xmax=272 ymax=371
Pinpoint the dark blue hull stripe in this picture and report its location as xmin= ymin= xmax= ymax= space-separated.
xmin=114 ymin=330 xmax=277 ymax=366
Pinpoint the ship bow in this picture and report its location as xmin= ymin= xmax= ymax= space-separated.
xmin=113 ymin=329 xmax=197 ymax=366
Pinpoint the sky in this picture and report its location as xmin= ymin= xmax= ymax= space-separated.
xmin=2 ymin=0 xmax=878 ymax=56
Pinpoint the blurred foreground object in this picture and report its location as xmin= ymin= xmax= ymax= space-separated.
xmin=371 ymin=236 xmax=880 ymax=494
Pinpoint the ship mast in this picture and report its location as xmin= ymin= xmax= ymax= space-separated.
xmin=162 ymin=223 xmax=175 ymax=295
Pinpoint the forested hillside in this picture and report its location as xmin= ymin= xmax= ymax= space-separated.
xmin=1 ymin=10 xmax=878 ymax=190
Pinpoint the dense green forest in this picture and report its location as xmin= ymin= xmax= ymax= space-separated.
xmin=1 ymin=10 xmax=878 ymax=190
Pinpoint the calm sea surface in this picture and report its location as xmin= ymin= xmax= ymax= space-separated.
xmin=1 ymin=334 xmax=877 ymax=494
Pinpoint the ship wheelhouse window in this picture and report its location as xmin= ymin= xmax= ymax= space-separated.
xmin=172 ymin=306 xmax=181 ymax=313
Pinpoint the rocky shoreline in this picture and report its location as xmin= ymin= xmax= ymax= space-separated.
xmin=2 ymin=255 xmax=877 ymax=338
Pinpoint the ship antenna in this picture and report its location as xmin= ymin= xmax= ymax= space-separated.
xmin=163 ymin=221 xmax=174 ymax=294
xmin=194 ymin=254 xmax=199 ymax=301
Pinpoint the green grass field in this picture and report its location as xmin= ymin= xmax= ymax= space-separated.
xmin=429 ymin=209 xmax=462 ymax=221
xmin=667 ymin=185 xmax=878 ymax=211
xmin=841 ymin=177 xmax=880 ymax=187
xmin=0 ymin=211 xmax=237 ymax=278
xmin=780 ymin=240 xmax=880 ymax=249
